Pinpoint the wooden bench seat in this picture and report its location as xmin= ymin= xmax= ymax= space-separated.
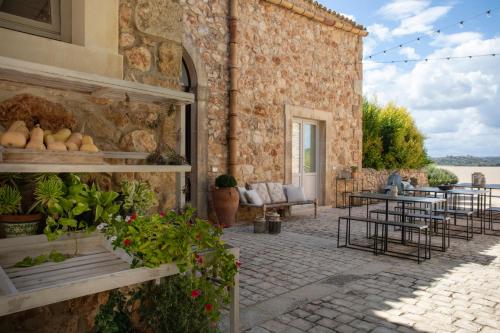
xmin=240 ymin=199 xmax=317 ymax=218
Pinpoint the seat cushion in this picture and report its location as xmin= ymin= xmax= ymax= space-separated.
xmin=250 ymin=183 xmax=272 ymax=204
xmin=266 ymin=182 xmax=287 ymax=203
xmin=245 ymin=190 xmax=264 ymax=206
xmin=237 ymin=187 xmax=248 ymax=204
xmin=284 ymin=185 xmax=306 ymax=203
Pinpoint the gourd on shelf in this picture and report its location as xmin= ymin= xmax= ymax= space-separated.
xmin=25 ymin=125 xmax=45 ymax=150
xmin=0 ymin=120 xmax=29 ymax=148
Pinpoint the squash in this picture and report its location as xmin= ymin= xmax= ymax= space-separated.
xmin=53 ymin=128 xmax=72 ymax=142
xmin=47 ymin=142 xmax=67 ymax=151
xmin=8 ymin=121 xmax=29 ymax=140
xmin=65 ymin=132 xmax=82 ymax=150
xmin=1 ymin=131 xmax=26 ymax=148
xmin=81 ymin=135 xmax=94 ymax=145
xmin=80 ymin=143 xmax=99 ymax=152
xmin=44 ymin=130 xmax=53 ymax=145
xmin=25 ymin=125 xmax=46 ymax=150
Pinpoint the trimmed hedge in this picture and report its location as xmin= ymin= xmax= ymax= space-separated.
xmin=426 ymin=165 xmax=458 ymax=186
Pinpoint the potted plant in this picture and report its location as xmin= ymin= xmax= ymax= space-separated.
xmin=351 ymin=166 xmax=360 ymax=179
xmin=0 ymin=182 xmax=43 ymax=238
xmin=212 ymin=175 xmax=238 ymax=227
xmin=119 ymin=180 xmax=158 ymax=215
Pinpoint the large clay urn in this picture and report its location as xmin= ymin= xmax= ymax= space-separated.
xmin=212 ymin=187 xmax=239 ymax=227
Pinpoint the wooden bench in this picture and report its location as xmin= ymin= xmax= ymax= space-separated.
xmin=337 ymin=216 xmax=430 ymax=263
xmin=240 ymin=199 xmax=318 ymax=219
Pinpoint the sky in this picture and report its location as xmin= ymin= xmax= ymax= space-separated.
xmin=318 ymin=0 xmax=500 ymax=157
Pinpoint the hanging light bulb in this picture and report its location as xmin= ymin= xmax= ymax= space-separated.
xmin=486 ymin=10 xmax=492 ymax=18
xmin=417 ymin=37 xmax=421 ymax=44
xmin=459 ymin=21 xmax=464 ymax=28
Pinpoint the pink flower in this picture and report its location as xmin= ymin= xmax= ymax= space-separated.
xmin=236 ymin=260 xmax=241 ymax=269
xmin=191 ymin=290 xmax=201 ymax=299
xmin=159 ymin=211 xmax=165 ymax=217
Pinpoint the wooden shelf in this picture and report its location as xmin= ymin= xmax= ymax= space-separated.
xmin=0 ymin=163 xmax=191 ymax=173
xmin=0 ymin=56 xmax=194 ymax=106
xmin=0 ymin=234 xmax=240 ymax=318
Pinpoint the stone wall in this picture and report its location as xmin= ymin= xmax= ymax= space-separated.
xmin=235 ymin=0 xmax=363 ymax=203
xmin=361 ymin=168 xmax=429 ymax=193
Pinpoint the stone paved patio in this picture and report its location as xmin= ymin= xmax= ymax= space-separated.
xmin=221 ymin=205 xmax=500 ymax=333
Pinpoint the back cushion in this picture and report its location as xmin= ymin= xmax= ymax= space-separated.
xmin=266 ymin=182 xmax=287 ymax=203
xmin=250 ymin=183 xmax=272 ymax=204
xmin=284 ymin=185 xmax=306 ymax=203
xmin=237 ymin=187 xmax=248 ymax=204
xmin=244 ymin=190 xmax=264 ymax=206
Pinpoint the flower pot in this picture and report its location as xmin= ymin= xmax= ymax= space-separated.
xmin=0 ymin=213 xmax=43 ymax=238
xmin=254 ymin=216 xmax=267 ymax=233
xmin=266 ymin=212 xmax=281 ymax=234
xmin=212 ymin=187 xmax=239 ymax=227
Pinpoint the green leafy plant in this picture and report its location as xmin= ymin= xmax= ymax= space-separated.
xmin=362 ymin=98 xmax=431 ymax=170
xmin=99 ymin=207 xmax=238 ymax=328
xmin=120 ymin=180 xmax=158 ymax=215
xmin=14 ymin=250 xmax=68 ymax=267
xmin=215 ymin=175 xmax=237 ymax=188
xmin=426 ymin=165 xmax=458 ymax=186
xmin=0 ymin=185 xmax=22 ymax=215
xmin=94 ymin=290 xmax=133 ymax=333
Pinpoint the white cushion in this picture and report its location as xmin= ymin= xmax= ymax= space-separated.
xmin=285 ymin=185 xmax=306 ymax=203
xmin=237 ymin=187 xmax=248 ymax=204
xmin=245 ymin=190 xmax=264 ymax=206
xmin=266 ymin=182 xmax=287 ymax=203
xmin=250 ymin=183 xmax=272 ymax=204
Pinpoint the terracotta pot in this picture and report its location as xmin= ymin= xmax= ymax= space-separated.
xmin=0 ymin=213 xmax=43 ymax=238
xmin=212 ymin=187 xmax=239 ymax=227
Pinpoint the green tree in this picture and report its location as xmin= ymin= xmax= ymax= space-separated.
xmin=362 ymin=98 xmax=430 ymax=170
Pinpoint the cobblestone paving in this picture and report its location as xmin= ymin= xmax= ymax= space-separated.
xmin=222 ymin=205 xmax=500 ymax=332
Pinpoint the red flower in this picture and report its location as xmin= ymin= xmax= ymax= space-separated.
xmin=130 ymin=213 xmax=137 ymax=221
xmin=195 ymin=254 xmax=203 ymax=265
xmin=159 ymin=211 xmax=165 ymax=217
xmin=205 ymin=303 xmax=213 ymax=313
xmin=236 ymin=260 xmax=241 ymax=269
xmin=191 ymin=290 xmax=201 ymax=299
xmin=123 ymin=239 xmax=132 ymax=247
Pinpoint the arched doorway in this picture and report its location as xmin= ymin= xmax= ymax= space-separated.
xmin=181 ymin=44 xmax=209 ymax=218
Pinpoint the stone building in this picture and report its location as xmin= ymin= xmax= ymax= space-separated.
xmin=0 ymin=0 xmax=366 ymax=218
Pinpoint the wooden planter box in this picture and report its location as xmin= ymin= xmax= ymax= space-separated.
xmin=0 ymin=234 xmax=240 ymax=331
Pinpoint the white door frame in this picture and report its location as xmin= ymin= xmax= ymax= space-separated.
xmin=292 ymin=118 xmax=319 ymax=200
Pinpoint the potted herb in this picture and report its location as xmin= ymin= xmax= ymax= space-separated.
xmin=212 ymin=175 xmax=239 ymax=227
xmin=0 ymin=183 xmax=43 ymax=238
xmin=351 ymin=166 xmax=360 ymax=179
xmin=119 ymin=180 xmax=158 ymax=215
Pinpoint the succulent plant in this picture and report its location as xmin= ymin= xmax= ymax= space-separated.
xmin=0 ymin=185 xmax=22 ymax=215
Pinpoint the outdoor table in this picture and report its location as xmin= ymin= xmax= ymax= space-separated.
xmin=348 ymin=192 xmax=447 ymax=251
xmin=447 ymin=189 xmax=488 ymax=233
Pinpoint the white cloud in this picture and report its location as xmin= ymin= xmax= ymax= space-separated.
xmin=399 ymin=47 xmax=420 ymax=59
xmin=368 ymin=23 xmax=392 ymax=41
xmin=378 ymin=0 xmax=431 ymax=20
xmin=392 ymin=5 xmax=452 ymax=36
xmin=363 ymin=34 xmax=500 ymax=156
xmin=431 ymin=32 xmax=484 ymax=48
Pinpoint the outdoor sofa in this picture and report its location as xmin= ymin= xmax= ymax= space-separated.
xmin=238 ymin=182 xmax=317 ymax=218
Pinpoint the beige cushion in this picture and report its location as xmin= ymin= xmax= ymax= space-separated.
xmin=284 ymin=185 xmax=306 ymax=203
xmin=237 ymin=187 xmax=248 ymax=204
xmin=266 ymin=182 xmax=287 ymax=203
xmin=250 ymin=183 xmax=271 ymax=204
xmin=245 ymin=190 xmax=264 ymax=206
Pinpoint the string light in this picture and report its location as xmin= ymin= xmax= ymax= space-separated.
xmin=365 ymin=6 xmax=499 ymax=60
xmin=359 ymin=52 xmax=498 ymax=65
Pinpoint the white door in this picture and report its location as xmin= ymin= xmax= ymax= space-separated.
xmin=292 ymin=119 xmax=318 ymax=200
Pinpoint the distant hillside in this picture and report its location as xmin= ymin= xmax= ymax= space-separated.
xmin=432 ymin=156 xmax=500 ymax=166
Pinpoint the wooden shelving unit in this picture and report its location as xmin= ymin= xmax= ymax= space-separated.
xmin=0 ymin=56 xmax=240 ymax=331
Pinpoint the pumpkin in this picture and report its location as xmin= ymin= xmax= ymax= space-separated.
xmin=25 ymin=125 xmax=46 ymax=150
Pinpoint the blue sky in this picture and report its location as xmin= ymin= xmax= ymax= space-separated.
xmin=319 ymin=0 xmax=500 ymax=157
